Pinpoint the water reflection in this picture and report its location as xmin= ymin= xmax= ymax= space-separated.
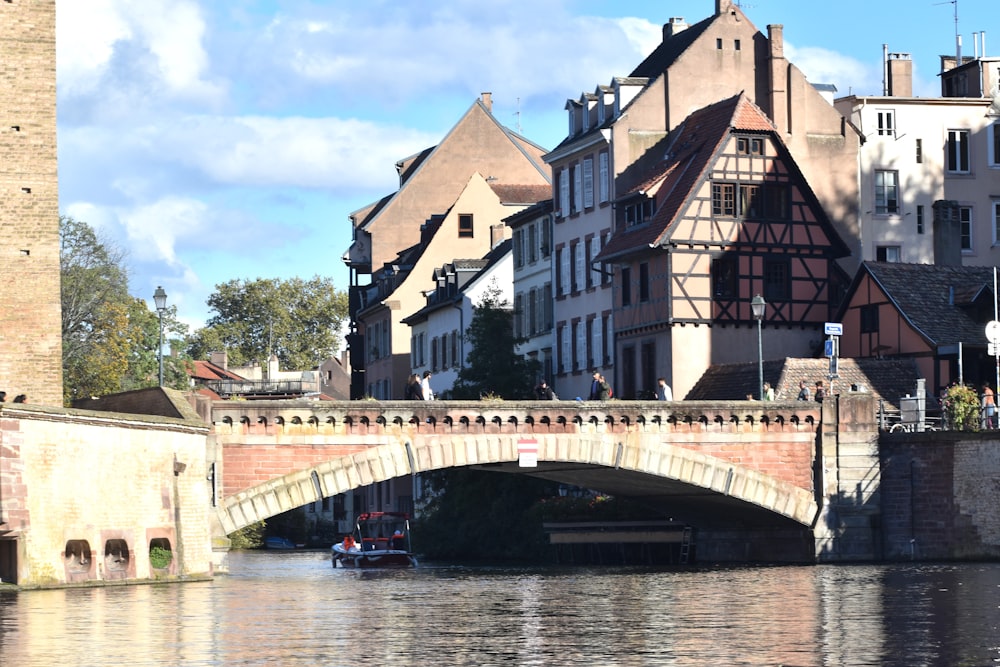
xmin=2 ymin=553 xmax=999 ymax=666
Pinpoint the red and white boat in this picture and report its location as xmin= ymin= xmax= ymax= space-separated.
xmin=331 ymin=512 xmax=417 ymax=568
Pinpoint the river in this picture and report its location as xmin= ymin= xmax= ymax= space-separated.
xmin=1 ymin=552 xmax=998 ymax=666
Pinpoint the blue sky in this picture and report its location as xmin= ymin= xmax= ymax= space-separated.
xmin=56 ymin=0 xmax=995 ymax=332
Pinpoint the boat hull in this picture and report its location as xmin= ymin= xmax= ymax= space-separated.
xmin=332 ymin=545 xmax=416 ymax=568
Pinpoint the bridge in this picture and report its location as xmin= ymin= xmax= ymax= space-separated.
xmin=210 ymin=397 xmax=876 ymax=562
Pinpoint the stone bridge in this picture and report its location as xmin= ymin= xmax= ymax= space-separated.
xmin=210 ymin=398 xmax=877 ymax=562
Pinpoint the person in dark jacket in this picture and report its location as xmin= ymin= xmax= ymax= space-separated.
xmin=535 ymin=379 xmax=555 ymax=400
xmin=404 ymin=374 xmax=424 ymax=400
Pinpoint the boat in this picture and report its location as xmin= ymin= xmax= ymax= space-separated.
xmin=331 ymin=511 xmax=417 ymax=568
xmin=265 ymin=536 xmax=297 ymax=550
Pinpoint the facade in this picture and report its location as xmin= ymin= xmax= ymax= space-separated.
xmin=837 ymin=262 xmax=995 ymax=394
xmin=0 ymin=0 xmax=63 ymax=406
xmin=506 ymin=200 xmax=556 ymax=387
xmin=402 ymin=241 xmax=513 ymax=398
xmin=343 ymin=94 xmax=550 ymax=398
xmin=597 ymin=94 xmax=850 ymax=399
xmin=354 ymin=172 xmax=547 ymax=399
xmin=544 ymin=0 xmax=859 ymax=400
xmin=835 ymin=54 xmax=1000 ymax=266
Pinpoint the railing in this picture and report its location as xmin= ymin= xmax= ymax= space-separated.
xmin=206 ymin=379 xmax=318 ymax=398
xmin=877 ymin=399 xmax=942 ymax=433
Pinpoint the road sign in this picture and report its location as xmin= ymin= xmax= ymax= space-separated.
xmin=987 ymin=320 xmax=1000 ymax=345
xmin=824 ymin=322 xmax=843 ymax=336
xmin=824 ymin=339 xmax=835 ymax=357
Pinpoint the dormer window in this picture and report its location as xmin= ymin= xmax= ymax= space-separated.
xmin=621 ymin=196 xmax=656 ymax=228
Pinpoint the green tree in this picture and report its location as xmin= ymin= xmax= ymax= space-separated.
xmin=187 ymin=276 xmax=348 ymax=370
xmin=60 ymin=216 xmax=191 ymax=403
xmin=450 ymin=282 xmax=540 ymax=400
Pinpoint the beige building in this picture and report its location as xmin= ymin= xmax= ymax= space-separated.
xmin=0 ymin=0 xmax=63 ymax=406
xmin=344 ymin=95 xmax=550 ymax=398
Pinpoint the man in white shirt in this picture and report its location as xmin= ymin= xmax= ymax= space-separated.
xmin=421 ymin=371 xmax=434 ymax=400
xmin=656 ymin=377 xmax=673 ymax=401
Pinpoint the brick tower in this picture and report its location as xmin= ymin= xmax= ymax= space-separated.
xmin=0 ymin=0 xmax=63 ymax=406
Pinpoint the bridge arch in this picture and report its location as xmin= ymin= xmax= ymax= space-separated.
xmin=215 ymin=430 xmax=818 ymax=535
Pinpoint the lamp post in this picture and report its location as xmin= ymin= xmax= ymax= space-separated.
xmin=154 ymin=286 xmax=167 ymax=387
xmin=751 ymin=294 xmax=766 ymax=401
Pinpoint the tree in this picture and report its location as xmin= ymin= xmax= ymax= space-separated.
xmin=187 ymin=276 xmax=348 ymax=370
xmin=450 ymin=282 xmax=540 ymax=400
xmin=60 ymin=216 xmax=190 ymax=403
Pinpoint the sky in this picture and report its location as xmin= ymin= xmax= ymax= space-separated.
xmin=56 ymin=0 xmax=996 ymax=332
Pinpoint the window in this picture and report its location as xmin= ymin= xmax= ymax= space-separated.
xmin=946 ymin=129 xmax=970 ymax=174
xmin=573 ymin=164 xmax=583 ymax=213
xmin=765 ymin=184 xmax=789 ymax=219
xmin=621 ymin=266 xmax=632 ymax=306
xmin=585 ymin=318 xmax=595 ymax=369
xmin=960 ymin=206 xmax=972 ymax=251
xmin=638 ymin=262 xmax=650 ymax=302
xmin=458 ymin=214 xmax=474 ymax=237
xmin=917 ymin=204 xmax=924 ymax=234
xmin=874 ymin=170 xmax=899 ymax=214
xmin=514 ymin=293 xmax=524 ymax=337
xmin=584 ymin=237 xmax=594 ymax=289
xmin=860 ymin=304 xmax=879 ymax=334
xmin=990 ymin=122 xmax=1000 ymax=167
xmin=450 ymin=331 xmax=459 ymax=368
xmin=601 ymin=314 xmax=611 ymax=365
xmin=763 ymin=258 xmax=790 ymax=301
xmin=527 ymin=224 xmax=537 ymax=264
xmin=876 ymin=246 xmax=901 ymax=262
xmin=571 ymin=320 xmax=580 ymax=371
xmin=740 ymin=184 xmax=761 ymax=219
xmin=599 ymin=151 xmax=610 ymax=203
xmin=712 ymin=183 xmax=736 ymax=216
xmin=916 ymin=138 xmax=923 ymax=164
xmin=623 ymin=197 xmax=655 ymax=227
xmin=513 ymin=228 xmax=523 ymax=268
xmin=541 ymin=217 xmax=551 ymax=257
xmin=993 ymin=201 xmax=1000 ymax=246
xmin=716 ymin=38 xmax=723 ymax=50
xmin=571 ymin=241 xmax=581 ymax=293
xmin=736 ymin=137 xmax=764 ymax=155
xmin=583 ymin=157 xmax=594 ymax=209
xmin=734 ymin=39 xmax=741 ymax=51
xmin=876 ymin=110 xmax=895 ymax=137
xmin=712 ymin=256 xmax=738 ymax=298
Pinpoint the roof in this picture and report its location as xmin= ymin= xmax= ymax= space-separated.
xmin=686 ymin=357 xmax=926 ymax=410
xmin=596 ymin=93 xmax=777 ymax=261
xmin=628 ymin=15 xmax=715 ymax=79
xmin=488 ymin=183 xmax=551 ymax=205
xmin=190 ymin=360 xmax=246 ymax=382
xmin=846 ymin=262 xmax=995 ymax=347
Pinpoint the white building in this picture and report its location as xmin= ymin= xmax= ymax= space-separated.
xmin=506 ymin=199 xmax=556 ymax=387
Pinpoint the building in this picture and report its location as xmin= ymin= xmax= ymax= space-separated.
xmin=402 ymin=240 xmax=513 ymax=398
xmin=834 ymin=50 xmax=1000 ymax=265
xmin=596 ymin=94 xmax=850 ymax=399
xmin=544 ymin=0 xmax=860 ymax=400
xmin=506 ymin=199 xmax=556 ymax=387
xmin=0 ymin=0 xmax=62 ymax=406
xmin=343 ymin=94 xmax=550 ymax=398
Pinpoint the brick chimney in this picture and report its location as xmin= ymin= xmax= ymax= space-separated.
xmin=716 ymin=0 xmax=736 ymax=15
xmin=210 ymin=351 xmax=228 ymax=370
xmin=768 ymin=24 xmax=788 ymax=134
xmin=481 ymin=92 xmax=492 ymax=112
xmin=887 ymin=53 xmax=913 ymax=97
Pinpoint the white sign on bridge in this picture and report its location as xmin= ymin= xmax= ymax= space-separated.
xmin=518 ymin=438 xmax=538 ymax=468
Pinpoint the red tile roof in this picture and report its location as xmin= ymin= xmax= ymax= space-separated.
xmin=190 ymin=360 xmax=246 ymax=382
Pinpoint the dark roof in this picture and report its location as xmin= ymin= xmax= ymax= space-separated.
xmin=686 ymin=357 xmax=926 ymax=410
xmin=628 ymin=15 xmax=715 ymax=79
xmin=847 ymin=262 xmax=995 ymax=346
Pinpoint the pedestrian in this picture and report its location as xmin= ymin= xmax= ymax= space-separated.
xmin=762 ymin=382 xmax=774 ymax=401
xmin=535 ymin=379 xmax=555 ymax=400
xmin=404 ymin=374 xmax=424 ymax=400
xmin=589 ymin=370 xmax=611 ymax=400
xmin=814 ymin=380 xmax=826 ymax=404
xmin=421 ymin=371 xmax=434 ymax=401
xmin=983 ymin=383 xmax=996 ymax=429
xmin=656 ymin=377 xmax=673 ymax=401
xmin=0 ymin=391 xmax=6 ymax=402
xmin=796 ymin=380 xmax=811 ymax=401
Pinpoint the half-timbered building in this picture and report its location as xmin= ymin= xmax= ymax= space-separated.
xmin=837 ymin=261 xmax=995 ymax=395
xmin=596 ymin=93 xmax=851 ymax=399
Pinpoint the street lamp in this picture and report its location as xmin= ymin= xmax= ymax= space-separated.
xmin=154 ymin=286 xmax=167 ymax=387
xmin=751 ymin=294 xmax=766 ymax=401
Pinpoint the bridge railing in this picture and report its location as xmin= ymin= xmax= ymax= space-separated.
xmin=209 ymin=399 xmax=822 ymax=435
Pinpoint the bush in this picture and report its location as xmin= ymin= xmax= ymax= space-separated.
xmin=149 ymin=545 xmax=173 ymax=569
xmin=942 ymin=383 xmax=980 ymax=431
xmin=228 ymin=520 xmax=266 ymax=549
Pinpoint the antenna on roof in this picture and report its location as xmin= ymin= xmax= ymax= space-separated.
xmin=934 ymin=0 xmax=961 ymax=63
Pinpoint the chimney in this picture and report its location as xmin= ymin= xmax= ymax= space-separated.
xmin=663 ymin=17 xmax=688 ymax=39
xmin=716 ymin=0 xmax=736 ymax=16
xmin=490 ymin=223 xmax=509 ymax=248
xmin=887 ymin=53 xmax=913 ymax=97
xmin=210 ymin=351 xmax=228 ymax=370
xmin=481 ymin=92 xmax=492 ymax=112
xmin=767 ymin=25 xmax=788 ymax=134
xmin=268 ymin=354 xmax=280 ymax=380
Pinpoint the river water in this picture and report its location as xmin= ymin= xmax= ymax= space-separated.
xmin=1 ymin=551 xmax=999 ymax=666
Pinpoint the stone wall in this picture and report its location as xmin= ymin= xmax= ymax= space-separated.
xmin=880 ymin=430 xmax=1000 ymax=561
xmin=0 ymin=404 xmax=213 ymax=587
xmin=0 ymin=0 xmax=63 ymax=407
